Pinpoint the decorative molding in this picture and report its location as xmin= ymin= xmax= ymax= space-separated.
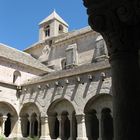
xmin=83 ymin=0 xmax=140 ymax=61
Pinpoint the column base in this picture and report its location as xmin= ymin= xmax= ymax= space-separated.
xmin=40 ymin=136 xmax=51 ymax=140
xmin=76 ymin=137 xmax=88 ymax=140
xmin=9 ymin=133 xmax=21 ymax=138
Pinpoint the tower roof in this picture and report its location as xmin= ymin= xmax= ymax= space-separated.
xmin=39 ymin=10 xmax=69 ymax=27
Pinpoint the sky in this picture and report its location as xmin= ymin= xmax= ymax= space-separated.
xmin=0 ymin=0 xmax=88 ymax=50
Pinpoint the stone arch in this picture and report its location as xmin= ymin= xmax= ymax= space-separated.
xmin=0 ymin=101 xmax=18 ymax=137
xmin=84 ymin=94 xmax=113 ymax=140
xmin=84 ymin=94 xmax=112 ymax=113
xmin=20 ymin=100 xmax=42 ymax=115
xmin=20 ymin=103 xmax=41 ymax=138
xmin=47 ymin=99 xmax=77 ymax=140
xmin=47 ymin=96 xmax=77 ymax=114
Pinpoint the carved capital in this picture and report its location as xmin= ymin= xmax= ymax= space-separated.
xmin=83 ymin=0 xmax=140 ymax=60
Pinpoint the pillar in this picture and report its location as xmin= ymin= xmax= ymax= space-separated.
xmin=9 ymin=117 xmax=18 ymax=138
xmin=28 ymin=116 xmax=32 ymax=137
xmin=83 ymin=1 xmax=140 ymax=140
xmin=40 ymin=115 xmax=51 ymax=140
xmin=1 ymin=116 xmax=7 ymax=136
xmin=57 ymin=115 xmax=62 ymax=140
xmin=1 ymin=115 xmax=7 ymax=136
xmin=96 ymin=113 xmax=101 ymax=140
xmin=37 ymin=115 xmax=41 ymax=137
xmin=61 ymin=114 xmax=65 ymax=140
xmin=16 ymin=117 xmax=22 ymax=138
xmin=68 ymin=115 xmax=72 ymax=140
xmin=76 ymin=114 xmax=88 ymax=140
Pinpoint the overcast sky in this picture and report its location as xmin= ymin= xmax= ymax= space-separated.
xmin=0 ymin=0 xmax=88 ymax=50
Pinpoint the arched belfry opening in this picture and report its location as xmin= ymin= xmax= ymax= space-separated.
xmin=47 ymin=99 xmax=77 ymax=140
xmin=59 ymin=24 xmax=64 ymax=33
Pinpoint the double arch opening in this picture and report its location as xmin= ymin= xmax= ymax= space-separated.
xmin=20 ymin=103 xmax=41 ymax=138
xmin=84 ymin=94 xmax=114 ymax=140
xmin=47 ymin=99 xmax=77 ymax=140
xmin=0 ymin=102 xmax=18 ymax=137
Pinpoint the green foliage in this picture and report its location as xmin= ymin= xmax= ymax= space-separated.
xmin=0 ymin=135 xmax=5 ymax=140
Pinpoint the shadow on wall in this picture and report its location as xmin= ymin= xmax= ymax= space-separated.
xmin=20 ymin=71 xmax=111 ymax=106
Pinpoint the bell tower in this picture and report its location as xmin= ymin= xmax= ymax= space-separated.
xmin=39 ymin=10 xmax=69 ymax=41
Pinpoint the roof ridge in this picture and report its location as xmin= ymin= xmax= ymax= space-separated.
xmin=39 ymin=10 xmax=69 ymax=26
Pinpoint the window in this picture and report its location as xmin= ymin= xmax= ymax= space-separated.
xmin=13 ymin=70 xmax=21 ymax=85
xmin=94 ymin=35 xmax=108 ymax=62
xmin=59 ymin=24 xmax=64 ymax=33
xmin=61 ymin=58 xmax=66 ymax=70
xmin=44 ymin=25 xmax=50 ymax=37
xmin=65 ymin=43 xmax=78 ymax=69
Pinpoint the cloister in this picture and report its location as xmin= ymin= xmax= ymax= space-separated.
xmin=0 ymin=94 xmax=113 ymax=140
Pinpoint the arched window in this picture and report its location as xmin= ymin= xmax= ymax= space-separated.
xmin=13 ymin=70 xmax=21 ymax=85
xmin=61 ymin=58 xmax=66 ymax=70
xmin=45 ymin=25 xmax=50 ymax=37
xmin=59 ymin=24 xmax=64 ymax=33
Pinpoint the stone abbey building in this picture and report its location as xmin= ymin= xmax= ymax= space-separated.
xmin=0 ymin=11 xmax=113 ymax=140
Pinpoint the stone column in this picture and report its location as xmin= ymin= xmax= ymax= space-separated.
xmin=76 ymin=114 xmax=88 ymax=140
xmin=40 ymin=115 xmax=51 ymax=140
xmin=37 ymin=115 xmax=41 ymax=137
xmin=28 ymin=116 xmax=32 ymax=137
xmin=96 ymin=113 xmax=102 ymax=140
xmin=1 ymin=115 xmax=7 ymax=136
xmin=16 ymin=117 xmax=22 ymax=138
xmin=9 ymin=117 xmax=18 ymax=138
xmin=83 ymin=1 xmax=140 ymax=140
xmin=57 ymin=115 xmax=62 ymax=140
xmin=68 ymin=115 xmax=72 ymax=140
xmin=61 ymin=115 xmax=65 ymax=140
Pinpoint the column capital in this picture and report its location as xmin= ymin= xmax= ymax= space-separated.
xmin=68 ymin=114 xmax=72 ymax=121
xmin=2 ymin=116 xmax=7 ymax=122
xmin=83 ymin=0 xmax=140 ymax=60
xmin=41 ymin=115 xmax=49 ymax=123
xmin=96 ymin=111 xmax=101 ymax=119
xmin=76 ymin=114 xmax=85 ymax=123
xmin=57 ymin=115 xmax=61 ymax=121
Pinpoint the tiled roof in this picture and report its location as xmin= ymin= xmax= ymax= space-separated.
xmin=0 ymin=43 xmax=53 ymax=73
xmin=39 ymin=10 xmax=69 ymax=27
